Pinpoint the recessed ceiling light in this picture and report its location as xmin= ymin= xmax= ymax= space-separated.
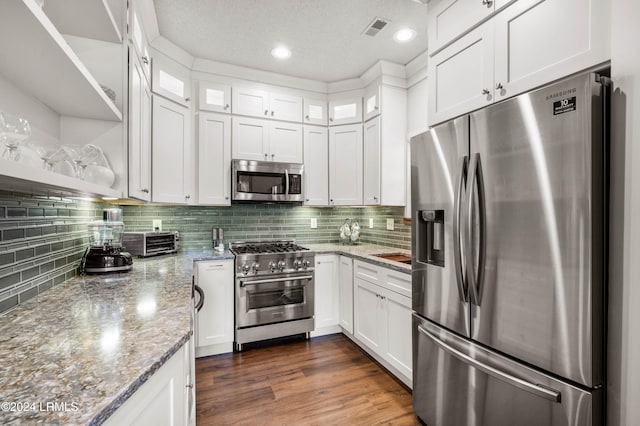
xmin=271 ymin=46 xmax=292 ymax=60
xmin=393 ymin=28 xmax=417 ymax=43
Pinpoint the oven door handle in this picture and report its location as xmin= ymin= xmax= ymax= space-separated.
xmin=240 ymin=275 xmax=313 ymax=287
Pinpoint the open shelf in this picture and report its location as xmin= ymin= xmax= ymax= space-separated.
xmin=44 ymin=0 xmax=122 ymax=44
xmin=0 ymin=0 xmax=122 ymax=121
xmin=0 ymin=158 xmax=122 ymax=199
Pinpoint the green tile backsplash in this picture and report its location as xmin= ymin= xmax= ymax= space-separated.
xmin=121 ymin=204 xmax=411 ymax=251
xmin=0 ymin=191 xmax=411 ymax=316
xmin=0 ymin=190 xmax=107 ymax=315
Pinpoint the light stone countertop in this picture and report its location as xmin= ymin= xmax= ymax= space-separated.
xmin=306 ymin=243 xmax=411 ymax=273
xmin=0 ymin=244 xmax=406 ymax=425
xmin=0 ymin=249 xmax=232 ymax=426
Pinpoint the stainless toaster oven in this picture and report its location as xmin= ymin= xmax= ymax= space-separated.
xmin=122 ymin=231 xmax=180 ymax=257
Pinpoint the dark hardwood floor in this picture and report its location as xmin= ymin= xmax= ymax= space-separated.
xmin=195 ymin=334 xmax=420 ymax=425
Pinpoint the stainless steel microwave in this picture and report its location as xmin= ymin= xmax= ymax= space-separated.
xmin=232 ymin=159 xmax=303 ymax=203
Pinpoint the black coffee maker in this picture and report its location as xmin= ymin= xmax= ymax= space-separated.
xmin=81 ymin=208 xmax=133 ymax=274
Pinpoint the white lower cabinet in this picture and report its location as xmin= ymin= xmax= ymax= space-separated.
xmin=338 ymin=256 xmax=354 ymax=334
xmin=195 ymin=260 xmax=235 ymax=357
xmin=105 ymin=339 xmax=193 ymax=425
xmin=312 ymin=254 xmax=341 ymax=337
xmin=353 ymin=260 xmax=412 ymax=386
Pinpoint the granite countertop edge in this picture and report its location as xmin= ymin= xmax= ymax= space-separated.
xmin=89 ymin=332 xmax=192 ymax=426
xmin=306 ymin=243 xmax=412 ymax=273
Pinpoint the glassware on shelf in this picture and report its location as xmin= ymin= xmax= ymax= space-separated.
xmin=48 ymin=146 xmax=77 ymax=177
xmin=0 ymin=112 xmax=31 ymax=161
xmin=81 ymin=144 xmax=115 ymax=187
xmin=23 ymin=141 xmax=59 ymax=171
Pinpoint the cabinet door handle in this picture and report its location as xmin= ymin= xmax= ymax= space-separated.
xmin=185 ymin=195 xmax=191 ymax=199
xmin=264 ymin=153 xmax=268 ymax=159
xmin=305 ymin=198 xmax=310 ymax=202
xmin=373 ymin=196 xmax=378 ymax=201
xmin=185 ymin=97 xmax=190 ymax=102
xmin=496 ymin=83 xmax=504 ymax=90
xmin=482 ymin=88 xmax=490 ymax=95
xmin=264 ymin=109 xmax=269 ymax=115
xmin=329 ymin=117 xmax=334 ymax=122
xmin=482 ymin=0 xmax=493 ymax=6
xmin=224 ymin=104 xmax=230 ymax=110
xmin=330 ymin=199 xmax=334 ymax=204
xmin=141 ymin=188 xmax=149 ymax=193
xmin=142 ymin=56 xmax=149 ymax=64
xmin=374 ymin=105 xmax=379 ymax=110
xmin=305 ymin=115 xmax=310 ymax=120
xmin=271 ymin=111 xmax=275 ymax=117
xmin=225 ymin=196 xmax=229 ymax=200
xmin=271 ymin=154 xmax=275 ymax=159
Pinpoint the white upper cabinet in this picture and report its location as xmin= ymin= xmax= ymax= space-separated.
xmin=269 ymin=93 xmax=303 ymax=122
xmin=363 ymin=85 xmax=407 ymax=206
xmin=363 ymin=86 xmax=381 ymax=122
xmin=303 ymin=98 xmax=328 ymax=126
xmin=493 ymin=0 xmax=610 ymax=99
xmin=232 ymin=117 xmax=302 ymax=163
xmin=269 ymin=122 xmax=303 ymax=163
xmin=232 ymin=117 xmax=269 ymax=161
xmin=130 ymin=2 xmax=150 ymax=81
xmin=428 ymin=0 xmax=610 ymax=125
xmin=152 ymin=56 xmax=192 ymax=107
xmin=329 ymin=123 xmax=363 ymax=206
xmin=152 ymin=95 xmax=193 ymax=204
xmin=329 ymin=97 xmax=362 ymax=126
xmin=197 ymin=112 xmax=231 ymax=205
xmin=363 ymin=117 xmax=381 ymax=205
xmin=427 ymin=0 xmax=515 ymax=55
xmin=128 ymin=49 xmax=152 ymax=201
xmin=232 ymin=87 xmax=270 ymax=117
xmin=303 ymin=125 xmax=329 ymax=206
xmin=428 ymin=20 xmax=494 ymax=125
xmin=233 ymin=87 xmax=303 ymax=122
xmin=198 ymin=81 xmax=231 ymax=113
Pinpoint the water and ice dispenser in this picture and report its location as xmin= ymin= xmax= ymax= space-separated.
xmin=416 ymin=210 xmax=445 ymax=267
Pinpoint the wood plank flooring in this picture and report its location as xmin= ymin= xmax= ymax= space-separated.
xmin=195 ymin=334 xmax=420 ymax=425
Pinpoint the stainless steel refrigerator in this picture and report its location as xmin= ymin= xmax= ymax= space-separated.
xmin=410 ymin=70 xmax=609 ymax=425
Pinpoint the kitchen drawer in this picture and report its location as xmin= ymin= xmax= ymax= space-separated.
xmin=354 ymin=260 xmax=382 ymax=284
xmin=384 ymin=269 xmax=411 ymax=298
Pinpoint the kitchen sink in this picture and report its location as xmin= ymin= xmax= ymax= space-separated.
xmin=372 ymin=253 xmax=412 ymax=265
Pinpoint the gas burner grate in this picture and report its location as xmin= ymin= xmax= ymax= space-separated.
xmin=230 ymin=241 xmax=310 ymax=255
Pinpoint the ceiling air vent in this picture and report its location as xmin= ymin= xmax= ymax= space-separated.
xmin=362 ymin=17 xmax=390 ymax=37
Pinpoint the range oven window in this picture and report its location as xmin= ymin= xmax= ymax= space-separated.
xmin=247 ymin=287 xmax=305 ymax=310
xmin=237 ymin=172 xmax=285 ymax=195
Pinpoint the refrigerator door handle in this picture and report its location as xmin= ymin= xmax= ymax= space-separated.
xmin=417 ymin=324 xmax=562 ymax=403
xmin=453 ymin=156 xmax=469 ymax=302
xmin=466 ymin=153 xmax=487 ymax=305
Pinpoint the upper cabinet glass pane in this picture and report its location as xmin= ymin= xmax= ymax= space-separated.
xmin=334 ymin=104 xmax=356 ymax=120
xmin=159 ymin=70 xmax=184 ymax=98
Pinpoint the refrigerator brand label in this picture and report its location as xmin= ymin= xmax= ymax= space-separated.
xmin=553 ymin=96 xmax=576 ymax=115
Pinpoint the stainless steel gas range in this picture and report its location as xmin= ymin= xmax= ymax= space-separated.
xmin=229 ymin=240 xmax=315 ymax=351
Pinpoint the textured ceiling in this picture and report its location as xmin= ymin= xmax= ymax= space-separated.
xmin=153 ymin=0 xmax=428 ymax=82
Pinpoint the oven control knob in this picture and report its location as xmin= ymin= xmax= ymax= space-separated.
xmin=302 ymin=259 xmax=311 ymax=268
xmin=268 ymin=261 xmax=277 ymax=272
xmin=241 ymin=263 xmax=250 ymax=274
xmin=293 ymin=259 xmax=302 ymax=269
xmin=277 ymin=260 xmax=286 ymax=271
xmin=252 ymin=263 xmax=260 ymax=272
